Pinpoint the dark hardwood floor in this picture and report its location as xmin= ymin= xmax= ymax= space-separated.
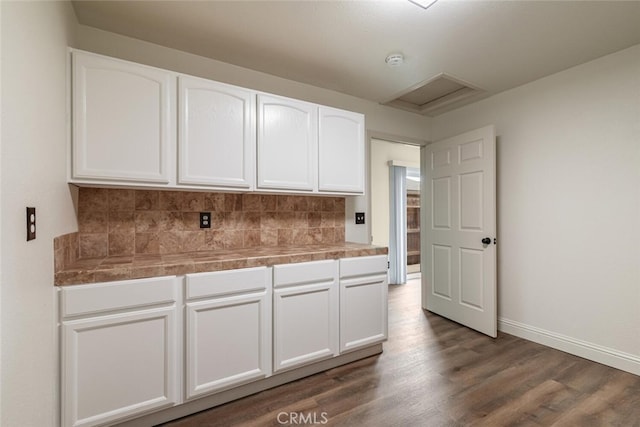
xmin=162 ymin=277 xmax=640 ymax=426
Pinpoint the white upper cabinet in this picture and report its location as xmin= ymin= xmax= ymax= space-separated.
xmin=72 ymin=50 xmax=175 ymax=185
xmin=70 ymin=50 xmax=365 ymax=194
xmin=179 ymin=76 xmax=255 ymax=189
xmin=318 ymin=107 xmax=365 ymax=194
xmin=257 ymin=94 xmax=317 ymax=192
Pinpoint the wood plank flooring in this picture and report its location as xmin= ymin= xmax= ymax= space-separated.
xmin=161 ymin=277 xmax=640 ymax=426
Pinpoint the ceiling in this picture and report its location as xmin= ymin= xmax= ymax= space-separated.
xmin=71 ymin=0 xmax=640 ymax=116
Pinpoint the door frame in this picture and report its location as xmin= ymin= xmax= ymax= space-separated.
xmin=361 ymin=131 xmax=428 ymax=249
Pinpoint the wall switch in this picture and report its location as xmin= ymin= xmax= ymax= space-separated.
xmin=200 ymin=212 xmax=211 ymax=229
xmin=355 ymin=212 xmax=365 ymax=225
xmin=26 ymin=207 xmax=36 ymax=241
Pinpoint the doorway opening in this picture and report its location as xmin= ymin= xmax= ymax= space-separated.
xmin=369 ymin=138 xmax=421 ymax=284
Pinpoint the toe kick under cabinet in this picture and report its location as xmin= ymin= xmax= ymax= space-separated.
xmin=58 ymin=255 xmax=387 ymax=426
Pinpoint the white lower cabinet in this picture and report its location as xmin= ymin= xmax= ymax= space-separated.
xmin=339 ymin=255 xmax=389 ymax=353
xmin=184 ymin=267 xmax=271 ymax=399
xmin=59 ymin=256 xmax=387 ymax=425
xmin=60 ymin=276 xmax=180 ymax=427
xmin=273 ymin=260 xmax=339 ymax=372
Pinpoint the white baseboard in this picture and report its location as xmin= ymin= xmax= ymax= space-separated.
xmin=498 ymin=317 xmax=640 ymax=376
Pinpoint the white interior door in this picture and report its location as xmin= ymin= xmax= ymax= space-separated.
xmin=421 ymin=125 xmax=497 ymax=337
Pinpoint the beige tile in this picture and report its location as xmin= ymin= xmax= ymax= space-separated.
xmin=321 ymin=228 xmax=335 ymax=244
xmin=260 ymin=229 xmax=278 ymax=247
xmin=108 ymin=211 xmax=135 ymax=233
xmin=135 ymin=211 xmax=161 ymax=233
xmin=135 ymin=233 xmax=160 ymax=255
xmin=159 ymin=191 xmax=183 ymax=211
xmin=182 ymin=231 xmax=206 ymax=253
xmin=224 ymin=230 xmax=244 ymax=249
xmin=108 ymin=189 xmax=135 ymax=212
xmin=79 ymin=187 xmax=108 ymax=212
xmin=334 ymin=227 xmax=345 ymax=243
xmin=243 ymin=212 xmax=261 ymax=230
xmin=292 ymin=196 xmax=308 ymax=211
xmin=243 ymin=230 xmax=261 ymax=248
xmin=79 ymin=233 xmax=108 ymax=258
xmin=182 ymin=192 xmax=204 ymax=212
xmin=242 ymin=194 xmax=261 ymax=211
xmin=135 ymin=190 xmax=159 ymax=210
xmin=308 ymin=197 xmax=323 ymax=212
xmin=224 ymin=194 xmax=242 ymax=211
xmin=277 ymin=229 xmax=293 ymax=245
xmin=321 ymin=212 xmax=335 ymax=227
xmin=292 ymin=229 xmax=310 ymax=245
xmin=321 ymin=198 xmax=335 ymax=212
xmin=204 ymin=230 xmax=225 ymax=250
xmin=260 ymin=212 xmax=279 ymax=230
xmin=159 ymin=231 xmax=183 ymax=254
xmin=78 ymin=211 xmax=108 ymax=233
xmin=108 ymin=232 xmax=135 ymax=257
xmin=261 ymin=195 xmax=277 ymax=211
xmin=157 ymin=211 xmax=182 ymax=231
xmin=204 ymin=193 xmax=225 ymax=211
xmin=335 ymin=197 xmax=346 ymax=213
xmin=224 ymin=212 xmax=243 ymax=230
xmin=308 ymin=212 xmax=321 ymax=228
xmin=277 ymin=195 xmax=294 ymax=212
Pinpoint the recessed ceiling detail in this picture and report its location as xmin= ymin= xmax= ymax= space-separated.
xmin=383 ymin=73 xmax=484 ymax=116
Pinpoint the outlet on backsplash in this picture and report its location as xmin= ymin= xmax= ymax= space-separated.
xmin=71 ymin=188 xmax=346 ymax=259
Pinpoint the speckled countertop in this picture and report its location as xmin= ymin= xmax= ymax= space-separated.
xmin=55 ymin=243 xmax=388 ymax=286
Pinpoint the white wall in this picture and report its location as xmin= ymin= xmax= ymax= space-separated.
xmin=432 ymin=44 xmax=640 ymax=373
xmin=370 ymin=140 xmax=421 ymax=247
xmin=74 ymin=25 xmax=431 ymax=246
xmin=0 ymin=2 xmax=78 ymax=426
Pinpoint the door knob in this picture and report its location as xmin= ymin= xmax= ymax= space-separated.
xmin=482 ymin=237 xmax=491 ymax=245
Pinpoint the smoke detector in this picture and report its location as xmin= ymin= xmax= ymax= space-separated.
xmin=385 ymin=53 xmax=404 ymax=67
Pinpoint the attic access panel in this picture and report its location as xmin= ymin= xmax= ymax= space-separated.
xmin=383 ymin=73 xmax=483 ymax=116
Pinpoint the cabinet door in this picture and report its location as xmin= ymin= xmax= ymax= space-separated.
xmin=62 ymin=307 xmax=178 ymax=427
xmin=179 ymin=76 xmax=255 ymax=188
xmin=318 ymin=107 xmax=365 ymax=194
xmin=257 ymin=94 xmax=317 ymax=191
xmin=72 ymin=51 xmax=175 ymax=184
xmin=185 ymin=291 xmax=271 ymax=399
xmin=340 ymin=273 xmax=388 ymax=353
xmin=273 ymin=281 xmax=338 ymax=372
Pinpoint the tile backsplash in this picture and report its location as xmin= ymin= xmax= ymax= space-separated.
xmin=75 ymin=188 xmax=346 ymax=259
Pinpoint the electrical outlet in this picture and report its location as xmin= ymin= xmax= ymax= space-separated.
xmin=355 ymin=212 xmax=365 ymax=225
xmin=26 ymin=207 xmax=36 ymax=241
xmin=200 ymin=212 xmax=211 ymax=229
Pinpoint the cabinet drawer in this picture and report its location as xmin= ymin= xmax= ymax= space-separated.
xmin=273 ymin=260 xmax=337 ymax=288
xmin=186 ymin=267 xmax=270 ymax=300
xmin=60 ymin=276 xmax=178 ymax=318
xmin=340 ymin=255 xmax=388 ymax=279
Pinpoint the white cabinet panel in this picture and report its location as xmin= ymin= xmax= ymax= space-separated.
xmin=62 ymin=307 xmax=178 ymax=427
xmin=179 ymin=76 xmax=255 ymax=188
xmin=184 ymin=267 xmax=271 ymax=399
xmin=273 ymin=260 xmax=338 ymax=372
xmin=318 ymin=107 xmax=365 ymax=194
xmin=72 ymin=50 xmax=174 ymax=184
xmin=339 ymin=255 xmax=388 ymax=353
xmin=257 ymin=94 xmax=317 ymax=191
